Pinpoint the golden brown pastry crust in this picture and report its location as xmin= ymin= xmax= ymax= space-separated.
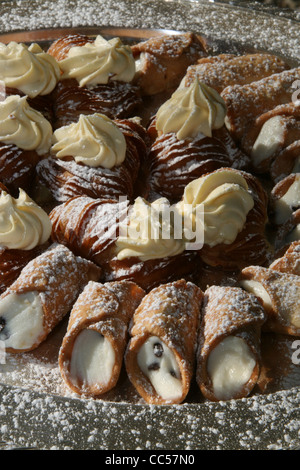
xmin=269 ymin=240 xmax=300 ymax=275
xmin=125 ymin=279 xmax=203 ymax=404
xmin=59 ymin=280 xmax=145 ymax=397
xmin=196 ymin=285 xmax=266 ymax=401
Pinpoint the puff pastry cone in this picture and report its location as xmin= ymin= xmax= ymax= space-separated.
xmin=0 ymin=94 xmax=53 ymax=196
xmin=0 ymin=40 xmax=60 ymax=125
xmin=181 ymin=52 xmax=289 ymax=94
xmin=269 ymin=240 xmax=300 ymax=276
xmin=58 ymin=280 xmax=145 ymax=397
xmin=47 ymin=33 xmax=142 ymax=128
xmin=49 ymin=195 xmax=200 ymax=292
xmin=240 ymin=103 xmax=300 ymax=175
xmin=0 ymin=187 xmax=52 ymax=294
xmin=145 ymin=78 xmax=250 ymax=203
xmin=240 ymin=265 xmax=300 ymax=336
xmin=125 ymin=279 xmax=203 ymax=404
xmin=222 ymin=67 xmax=300 ymax=145
xmin=181 ymin=167 xmax=270 ymax=270
xmin=196 ymin=285 xmax=266 ymax=402
xmin=0 ymin=243 xmax=101 ymax=353
xmin=36 ymin=116 xmax=149 ymax=204
xmin=131 ymin=32 xmax=208 ymax=96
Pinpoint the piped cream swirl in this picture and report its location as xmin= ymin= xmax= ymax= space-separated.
xmin=0 ymin=95 xmax=52 ymax=155
xmin=51 ymin=113 xmax=126 ymax=169
xmin=155 ymin=78 xmax=227 ymax=140
xmin=59 ymin=35 xmax=136 ymax=87
xmin=0 ymin=189 xmax=52 ymax=250
xmin=178 ymin=170 xmax=254 ymax=247
xmin=0 ymin=41 xmax=60 ymax=97
xmin=116 ymin=197 xmax=186 ymax=261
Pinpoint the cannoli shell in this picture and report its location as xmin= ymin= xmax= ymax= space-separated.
xmin=59 ymin=280 xmax=145 ymax=396
xmin=125 ymin=279 xmax=203 ymax=404
xmin=270 ymin=240 xmax=300 ymax=275
xmin=241 ymin=265 xmax=300 ymax=336
xmin=196 ymin=285 xmax=266 ymax=402
xmin=274 ymin=208 xmax=300 ymax=252
xmin=0 ymin=243 xmax=101 ymax=353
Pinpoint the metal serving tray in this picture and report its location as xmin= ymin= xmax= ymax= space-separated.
xmin=0 ymin=0 xmax=299 ymax=450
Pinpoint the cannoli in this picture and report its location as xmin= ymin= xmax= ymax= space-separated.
xmin=177 ymin=167 xmax=270 ymax=270
xmin=48 ymin=34 xmax=142 ymax=126
xmin=0 ymin=188 xmax=52 ymax=293
xmin=240 ymin=265 xmax=300 ymax=336
xmin=181 ymin=53 xmax=289 ymax=93
xmin=274 ymin=208 xmax=300 ymax=252
xmin=0 ymin=243 xmax=101 ymax=353
xmin=196 ymin=285 xmax=266 ymax=402
xmin=269 ymin=240 xmax=300 ymax=275
xmin=271 ymin=140 xmax=300 ymax=183
xmin=125 ymin=279 xmax=203 ymax=404
xmin=0 ymin=95 xmax=52 ymax=195
xmin=59 ymin=280 xmax=145 ymax=396
xmin=240 ymin=104 xmax=300 ymax=174
xmin=270 ymin=173 xmax=300 ymax=225
xmin=36 ymin=115 xmax=148 ymax=203
xmin=221 ymin=67 xmax=300 ymax=143
xmin=131 ymin=32 xmax=207 ymax=96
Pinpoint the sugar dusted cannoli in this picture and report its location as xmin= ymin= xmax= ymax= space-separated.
xmin=269 ymin=240 xmax=300 ymax=275
xmin=59 ymin=280 xmax=145 ymax=396
xmin=131 ymin=33 xmax=207 ymax=96
xmin=240 ymin=265 xmax=300 ymax=336
xmin=270 ymin=173 xmax=300 ymax=226
xmin=125 ymin=279 xmax=203 ymax=404
xmin=0 ymin=243 xmax=101 ymax=353
xmin=196 ymin=285 xmax=266 ymax=402
xmin=182 ymin=53 xmax=289 ymax=93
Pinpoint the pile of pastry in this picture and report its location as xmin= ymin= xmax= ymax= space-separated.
xmin=0 ymin=32 xmax=299 ymax=404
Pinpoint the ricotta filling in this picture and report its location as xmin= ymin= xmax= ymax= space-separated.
xmin=207 ymin=335 xmax=256 ymax=401
xmin=0 ymin=291 xmax=44 ymax=350
xmin=137 ymin=336 xmax=183 ymax=400
xmin=70 ymin=329 xmax=115 ymax=388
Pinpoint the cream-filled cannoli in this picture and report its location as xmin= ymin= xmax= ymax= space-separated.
xmin=240 ymin=265 xmax=300 ymax=336
xmin=0 ymin=243 xmax=101 ymax=353
xmin=59 ymin=280 xmax=145 ymax=396
xmin=125 ymin=279 xmax=203 ymax=404
xmin=196 ymin=285 xmax=266 ymax=402
xmin=269 ymin=240 xmax=300 ymax=275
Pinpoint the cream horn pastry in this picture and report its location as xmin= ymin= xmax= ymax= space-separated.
xmin=50 ymin=195 xmax=127 ymax=268
xmin=222 ymin=67 xmax=300 ymax=144
xmin=240 ymin=265 xmax=300 ymax=336
xmin=59 ymin=280 xmax=145 ymax=396
xmin=0 ymin=95 xmax=53 ymax=195
xmin=146 ymin=78 xmax=250 ymax=202
xmin=196 ymin=285 xmax=266 ymax=402
xmin=48 ymin=34 xmax=142 ymax=127
xmin=131 ymin=32 xmax=207 ymax=96
xmin=181 ymin=53 xmax=289 ymax=93
xmin=269 ymin=240 xmax=300 ymax=276
xmin=36 ymin=114 xmax=147 ymax=203
xmin=177 ymin=167 xmax=270 ymax=270
xmin=125 ymin=279 xmax=203 ymax=404
xmin=0 ymin=41 xmax=60 ymax=124
xmin=0 ymin=243 xmax=101 ymax=353
xmin=0 ymin=188 xmax=52 ymax=294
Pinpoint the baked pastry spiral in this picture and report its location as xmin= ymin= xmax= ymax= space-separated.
xmin=36 ymin=116 xmax=149 ymax=203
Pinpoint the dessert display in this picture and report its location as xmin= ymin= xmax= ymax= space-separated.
xmin=0 ymin=28 xmax=299 ymax=415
